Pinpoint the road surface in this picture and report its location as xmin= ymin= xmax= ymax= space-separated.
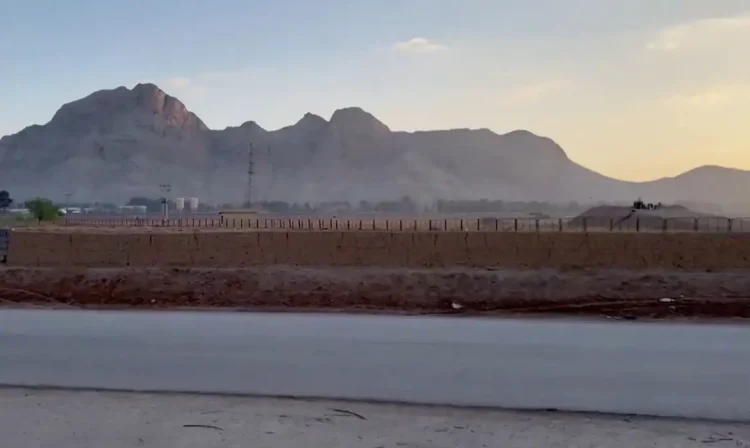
xmin=1 ymin=309 xmax=749 ymax=421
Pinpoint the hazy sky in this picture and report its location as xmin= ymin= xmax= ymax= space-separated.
xmin=1 ymin=0 xmax=748 ymax=181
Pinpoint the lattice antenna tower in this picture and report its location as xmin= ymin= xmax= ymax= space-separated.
xmin=245 ymin=143 xmax=254 ymax=208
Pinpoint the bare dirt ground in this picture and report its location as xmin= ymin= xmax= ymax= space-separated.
xmin=1 ymin=267 xmax=749 ymax=319
xmin=7 ymin=388 xmax=749 ymax=448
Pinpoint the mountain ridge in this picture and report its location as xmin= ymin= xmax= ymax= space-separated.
xmin=0 ymin=83 xmax=747 ymax=207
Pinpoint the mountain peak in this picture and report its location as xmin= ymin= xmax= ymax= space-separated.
xmin=501 ymin=129 xmax=568 ymax=160
xmin=297 ymin=112 xmax=327 ymax=126
xmin=131 ymin=83 xmax=208 ymax=131
xmin=50 ymin=83 xmax=208 ymax=132
xmin=132 ymin=82 xmax=162 ymax=95
xmin=329 ymin=107 xmax=390 ymax=133
xmin=288 ymin=112 xmax=328 ymax=134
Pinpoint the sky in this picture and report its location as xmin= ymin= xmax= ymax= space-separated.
xmin=1 ymin=0 xmax=748 ymax=181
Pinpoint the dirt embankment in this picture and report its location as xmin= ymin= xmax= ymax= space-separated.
xmin=1 ymin=267 xmax=750 ymax=319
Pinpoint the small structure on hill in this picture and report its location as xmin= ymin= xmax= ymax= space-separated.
xmin=219 ymin=209 xmax=260 ymax=224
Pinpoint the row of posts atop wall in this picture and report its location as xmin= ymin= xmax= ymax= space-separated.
xmin=60 ymin=216 xmax=747 ymax=233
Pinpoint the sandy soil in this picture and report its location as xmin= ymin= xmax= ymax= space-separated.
xmin=7 ymin=388 xmax=749 ymax=448
xmin=1 ymin=267 xmax=749 ymax=319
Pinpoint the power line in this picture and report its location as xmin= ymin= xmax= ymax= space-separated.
xmin=159 ymin=183 xmax=171 ymax=221
xmin=245 ymin=143 xmax=254 ymax=208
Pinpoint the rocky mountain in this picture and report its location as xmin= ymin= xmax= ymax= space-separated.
xmin=1 ymin=83 xmax=749 ymax=208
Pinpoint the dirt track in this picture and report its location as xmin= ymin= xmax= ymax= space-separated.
xmin=1 ymin=267 xmax=749 ymax=319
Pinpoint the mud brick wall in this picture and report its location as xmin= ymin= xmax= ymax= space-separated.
xmin=7 ymin=230 xmax=750 ymax=269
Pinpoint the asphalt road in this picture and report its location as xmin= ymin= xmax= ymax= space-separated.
xmin=1 ymin=310 xmax=749 ymax=421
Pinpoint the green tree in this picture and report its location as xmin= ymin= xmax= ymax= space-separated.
xmin=0 ymin=190 xmax=13 ymax=213
xmin=25 ymin=198 xmax=62 ymax=222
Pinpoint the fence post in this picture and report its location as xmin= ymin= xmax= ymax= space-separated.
xmin=535 ymin=219 xmax=540 ymax=232
xmin=609 ymin=218 xmax=614 ymax=232
xmin=636 ymin=218 xmax=640 ymax=232
xmin=444 ymin=219 xmax=447 ymax=231
xmin=372 ymin=219 xmax=375 ymax=230
xmin=428 ymin=220 xmax=432 ymax=231
xmin=514 ymin=219 xmax=518 ymax=232
xmin=728 ymin=218 xmax=733 ymax=233
xmin=662 ymin=219 xmax=668 ymax=232
xmin=694 ymin=218 xmax=698 ymax=232
xmin=413 ymin=220 xmax=417 ymax=231
xmin=460 ymin=219 xmax=464 ymax=231
xmin=347 ymin=220 xmax=351 ymax=230
xmin=386 ymin=220 xmax=389 ymax=231
xmin=495 ymin=218 xmax=499 ymax=231
xmin=583 ymin=217 xmax=588 ymax=233
xmin=359 ymin=220 xmax=363 ymax=231
xmin=558 ymin=218 xmax=563 ymax=232
xmin=399 ymin=219 xmax=403 ymax=231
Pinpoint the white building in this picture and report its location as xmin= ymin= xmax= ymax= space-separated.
xmin=188 ymin=197 xmax=199 ymax=211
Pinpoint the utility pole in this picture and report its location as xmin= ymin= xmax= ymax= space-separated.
xmin=159 ymin=184 xmax=172 ymax=221
xmin=245 ymin=143 xmax=254 ymax=208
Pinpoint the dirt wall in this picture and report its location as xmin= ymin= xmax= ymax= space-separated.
xmin=7 ymin=229 xmax=750 ymax=270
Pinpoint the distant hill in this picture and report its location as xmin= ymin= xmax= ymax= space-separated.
xmin=1 ymin=83 xmax=749 ymax=206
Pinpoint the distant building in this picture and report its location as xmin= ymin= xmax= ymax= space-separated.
xmin=118 ymin=205 xmax=148 ymax=214
xmin=188 ymin=197 xmax=199 ymax=211
xmin=6 ymin=208 xmax=30 ymax=215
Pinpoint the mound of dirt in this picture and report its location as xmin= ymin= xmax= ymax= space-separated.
xmin=1 ymin=267 xmax=750 ymax=319
xmin=568 ymin=205 xmax=726 ymax=231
